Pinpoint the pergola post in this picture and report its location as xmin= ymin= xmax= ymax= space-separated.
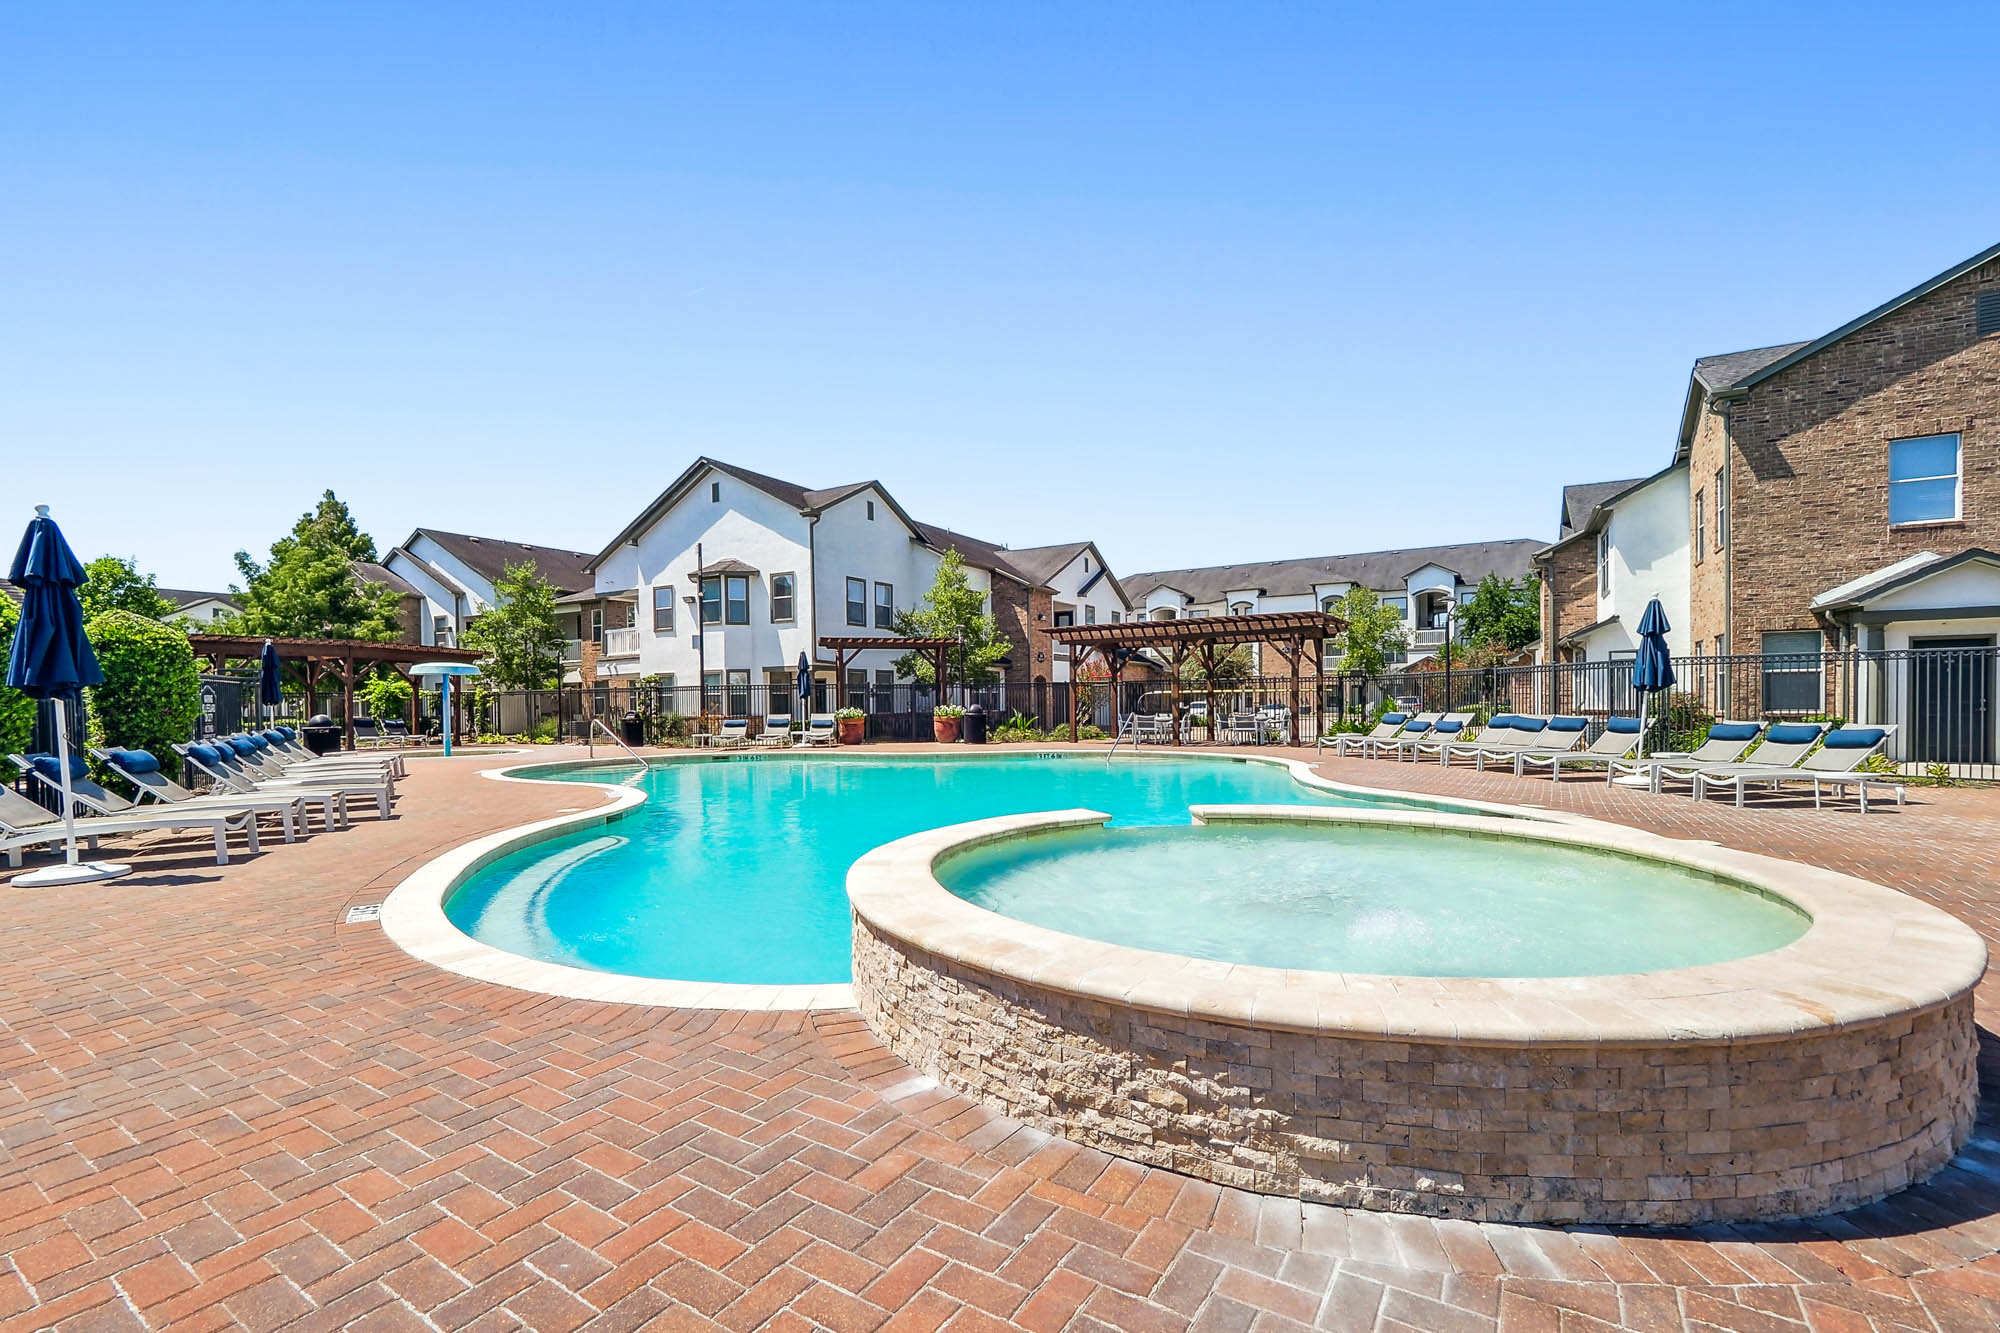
xmin=1109 ymin=652 xmax=1123 ymax=739
xmin=1068 ymin=645 xmax=1089 ymax=744
xmin=1168 ymin=645 xmax=1186 ymax=745
xmin=1198 ymin=642 xmax=1220 ymax=743
xmin=1288 ymin=635 xmax=1302 ymax=746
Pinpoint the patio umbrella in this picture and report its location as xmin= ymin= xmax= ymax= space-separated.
xmin=6 ymin=505 xmax=128 ymax=886
xmin=409 ymin=661 xmax=480 ymax=755
xmin=796 ymin=651 xmax=812 ymax=744
xmin=1631 ymin=596 xmax=1677 ymax=761
xmin=258 ymin=640 xmax=283 ymax=730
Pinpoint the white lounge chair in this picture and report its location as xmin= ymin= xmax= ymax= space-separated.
xmin=98 ymin=748 xmax=347 ymax=833
xmin=1515 ymin=716 xmax=1643 ymax=779
xmin=1690 ymin=725 xmax=1898 ymax=809
xmin=756 ymin=715 xmax=793 ymax=748
xmin=1 ymin=784 xmax=260 ymax=869
xmin=1605 ymin=721 xmax=1767 ymax=790
xmin=14 ymin=751 xmax=309 ymax=845
xmin=1435 ymin=715 xmax=1553 ymax=767
xmin=704 ymin=718 xmax=750 ymax=749
xmin=801 ymin=714 xmax=838 ymax=747
xmin=1321 ymin=710 xmax=1415 ymax=757
xmin=177 ymin=742 xmax=393 ymax=821
xmin=1656 ymin=722 xmax=1828 ymax=797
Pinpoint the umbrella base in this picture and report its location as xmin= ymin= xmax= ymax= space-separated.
xmin=12 ymin=861 xmax=133 ymax=887
xmin=1611 ymin=775 xmax=1653 ymax=788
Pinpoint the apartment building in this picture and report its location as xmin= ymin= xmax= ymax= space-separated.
xmin=381 ymin=529 xmax=595 ymax=652
xmin=1535 ymin=468 xmax=1693 ymax=665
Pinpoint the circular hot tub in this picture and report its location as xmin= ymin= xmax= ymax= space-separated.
xmin=847 ymin=805 xmax=1985 ymax=1224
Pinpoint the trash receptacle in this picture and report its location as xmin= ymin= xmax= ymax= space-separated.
xmin=301 ymin=713 xmax=343 ymax=755
xmin=621 ymin=711 xmax=645 ymax=747
xmin=962 ymin=703 xmax=989 ymax=745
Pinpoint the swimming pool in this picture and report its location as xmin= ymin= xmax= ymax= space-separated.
xmin=444 ymin=752 xmax=1469 ymax=986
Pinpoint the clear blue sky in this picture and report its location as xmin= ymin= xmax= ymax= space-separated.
xmin=5 ymin=3 xmax=1996 ymax=590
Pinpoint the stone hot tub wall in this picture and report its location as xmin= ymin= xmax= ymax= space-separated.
xmin=847 ymin=807 xmax=1985 ymax=1226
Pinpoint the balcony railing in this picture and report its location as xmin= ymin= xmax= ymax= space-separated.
xmin=561 ymin=638 xmax=583 ymax=664
xmin=1410 ymin=627 xmax=1448 ymax=649
xmin=602 ymin=627 xmax=640 ymax=658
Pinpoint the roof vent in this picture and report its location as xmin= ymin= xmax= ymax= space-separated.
xmin=1978 ymin=290 xmax=2000 ymax=337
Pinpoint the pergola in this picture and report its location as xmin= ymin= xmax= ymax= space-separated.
xmin=817 ymin=637 xmax=956 ymax=709
xmin=1046 ymin=611 xmax=1345 ymax=745
xmin=186 ymin=635 xmax=482 ymax=750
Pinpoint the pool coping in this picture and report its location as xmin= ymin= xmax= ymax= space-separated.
xmin=846 ymin=804 xmax=1989 ymax=1047
xmin=376 ymin=748 xmax=1583 ymax=1012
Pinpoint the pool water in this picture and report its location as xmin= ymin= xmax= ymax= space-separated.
xmin=447 ymin=754 xmax=1419 ymax=985
xmin=937 ymin=822 xmax=1810 ymax=977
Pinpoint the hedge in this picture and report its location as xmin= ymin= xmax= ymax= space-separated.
xmin=85 ymin=610 xmax=200 ymax=784
xmin=0 ymin=599 xmax=32 ymax=780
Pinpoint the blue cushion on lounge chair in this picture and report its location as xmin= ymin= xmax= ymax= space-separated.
xmin=117 ymin=750 xmax=161 ymax=775
xmin=1605 ymin=716 xmax=1642 ymax=734
xmin=248 ymin=735 xmax=273 ymax=750
xmin=1511 ymin=717 xmax=1548 ymax=732
xmin=1548 ymin=717 xmax=1588 ymax=732
xmin=1765 ymin=723 xmax=1824 ymax=746
xmin=1402 ymin=721 xmax=1432 ymax=733
xmin=1486 ymin=715 xmax=1515 ymax=729
xmin=27 ymin=752 xmax=87 ymax=781
xmin=1433 ymin=720 xmax=1464 ymax=734
xmin=1709 ymin=723 xmax=1761 ymax=742
xmin=1380 ymin=713 xmax=1407 ymax=726
xmin=262 ymin=729 xmax=287 ymax=743
xmin=277 ymin=726 xmax=296 ymax=739
xmin=1823 ymin=727 xmax=1887 ymax=749
xmin=226 ymin=737 xmax=258 ymax=755
xmin=188 ymin=743 xmax=225 ymax=766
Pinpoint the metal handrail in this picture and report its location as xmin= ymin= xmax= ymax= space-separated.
xmin=1106 ymin=712 xmax=1138 ymax=762
xmin=588 ymin=717 xmax=647 ymax=770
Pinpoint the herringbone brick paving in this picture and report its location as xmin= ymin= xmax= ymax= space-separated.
xmin=2 ymin=744 xmax=1997 ymax=1331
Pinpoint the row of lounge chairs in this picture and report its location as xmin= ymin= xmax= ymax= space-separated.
xmin=3 ymin=725 xmax=400 ymax=871
xmin=1320 ymin=711 xmax=1903 ymax=811
xmin=696 ymin=714 xmax=837 ymax=748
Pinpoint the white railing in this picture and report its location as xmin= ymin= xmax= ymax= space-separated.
xmin=602 ymin=627 xmax=640 ymax=658
xmin=1411 ymin=627 xmax=1448 ymax=649
xmin=561 ymin=638 xmax=583 ymax=663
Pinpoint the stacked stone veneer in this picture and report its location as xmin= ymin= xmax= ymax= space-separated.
xmin=852 ymin=917 xmax=1977 ymax=1224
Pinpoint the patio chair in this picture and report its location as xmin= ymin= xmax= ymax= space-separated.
xmin=1690 ymin=725 xmax=1899 ymax=809
xmin=351 ymin=717 xmax=391 ymax=749
xmin=1404 ymin=714 xmax=1479 ymax=762
xmin=177 ymin=741 xmax=393 ymax=821
xmin=1223 ymin=711 xmax=1262 ymax=745
xmin=1607 ymin=720 xmax=1771 ymax=792
xmin=262 ymin=726 xmax=407 ymax=778
xmin=707 ymin=718 xmax=750 ymax=749
xmin=1 ymin=783 xmax=259 ymax=869
xmin=1134 ymin=713 xmax=1174 ymax=745
xmin=1475 ymin=716 xmax=1587 ymax=771
xmin=224 ymin=734 xmax=396 ymax=784
xmin=756 ymin=715 xmax=793 ymax=748
xmin=97 ymin=747 xmax=346 ymax=833
xmin=1434 ymin=715 xmax=1550 ymax=767
xmin=1319 ymin=711 xmax=1411 ymax=757
xmin=1365 ymin=711 xmax=1442 ymax=758
xmin=801 ymin=714 xmax=838 ymax=747
xmin=1515 ymin=716 xmax=1642 ymax=779
xmin=1657 ymin=722 xmax=1828 ymax=797
xmin=14 ymin=751 xmax=309 ymax=844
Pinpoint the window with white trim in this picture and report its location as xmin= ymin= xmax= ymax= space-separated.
xmin=1889 ymin=433 xmax=1961 ymax=525
xmin=874 ymin=582 xmax=894 ymax=629
xmin=652 ymin=587 xmax=674 ymax=633
xmin=1596 ymin=530 xmax=1610 ymax=596
xmin=770 ymin=572 xmax=795 ymax=623
xmin=1760 ymin=630 xmax=1823 ymax=713
xmin=846 ymin=577 xmax=866 ymax=626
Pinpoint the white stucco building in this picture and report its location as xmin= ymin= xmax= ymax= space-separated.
xmin=382 ymin=529 xmax=596 ymax=649
xmin=1535 ymin=467 xmax=1693 ymax=664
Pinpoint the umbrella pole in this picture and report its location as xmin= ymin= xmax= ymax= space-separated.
xmin=53 ymin=696 xmax=79 ymax=866
xmin=443 ymin=676 xmax=453 ymax=756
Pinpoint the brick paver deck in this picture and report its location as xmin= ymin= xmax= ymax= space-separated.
xmin=3 ymin=744 xmax=1998 ymax=1332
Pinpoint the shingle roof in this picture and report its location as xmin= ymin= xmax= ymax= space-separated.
xmin=352 ymin=561 xmax=421 ymax=598
xmin=156 ymin=588 xmax=241 ymax=611
xmin=410 ymin=529 xmax=596 ymax=595
xmin=910 ymin=522 xmax=1034 ymax=585
xmin=1690 ymin=341 xmax=1812 ymax=393
xmin=999 ymin=542 xmax=1094 ymax=587
xmin=1125 ymin=539 xmax=1544 ymax=606
xmin=1558 ymin=480 xmax=1645 ymax=539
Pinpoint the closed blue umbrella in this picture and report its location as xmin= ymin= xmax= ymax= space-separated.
xmin=1631 ymin=596 xmax=1677 ymax=760
xmin=258 ymin=639 xmax=283 ymax=728
xmin=6 ymin=505 xmax=128 ymax=886
xmin=795 ymin=651 xmax=812 ymax=742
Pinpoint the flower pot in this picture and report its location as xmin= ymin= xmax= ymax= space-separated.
xmin=933 ymin=716 xmax=962 ymax=744
xmin=836 ymin=716 xmax=865 ymax=745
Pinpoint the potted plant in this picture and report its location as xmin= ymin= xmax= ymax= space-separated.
xmin=834 ymin=706 xmax=865 ymax=744
xmin=933 ymin=703 xmax=964 ymax=744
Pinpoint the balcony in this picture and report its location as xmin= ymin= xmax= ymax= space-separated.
xmin=1411 ymin=627 xmax=1448 ymax=650
xmin=561 ymin=638 xmax=583 ymax=664
xmin=602 ymin=627 xmax=640 ymax=658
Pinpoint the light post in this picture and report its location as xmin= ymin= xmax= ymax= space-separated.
xmin=1442 ymin=603 xmax=1457 ymax=712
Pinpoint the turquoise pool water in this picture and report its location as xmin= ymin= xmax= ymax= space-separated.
xmin=447 ymin=753 xmax=1428 ymax=984
xmin=937 ymin=822 xmax=1809 ymax=977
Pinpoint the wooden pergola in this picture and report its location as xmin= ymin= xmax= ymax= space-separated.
xmin=817 ymin=637 xmax=956 ymax=711
xmin=186 ymin=635 xmax=482 ymax=750
xmin=1046 ymin=611 xmax=1344 ymax=745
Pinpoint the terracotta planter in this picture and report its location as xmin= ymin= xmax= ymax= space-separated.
xmin=836 ymin=716 xmax=865 ymax=745
xmin=933 ymin=716 xmax=962 ymax=744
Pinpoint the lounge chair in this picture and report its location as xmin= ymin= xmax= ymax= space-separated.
xmin=1435 ymin=715 xmax=1551 ymax=767
xmin=1321 ymin=711 xmax=1412 ymax=757
xmin=14 ymin=751 xmax=309 ymax=844
xmin=1656 ymin=721 xmax=1829 ymax=797
xmin=98 ymin=748 xmax=348 ymax=832
xmin=177 ymin=741 xmax=393 ymax=821
xmin=222 ymin=735 xmax=396 ymax=784
xmin=1 ymin=784 xmax=260 ymax=869
xmin=1515 ymin=716 xmax=1642 ymax=779
xmin=1605 ymin=720 xmax=1767 ymax=790
xmin=1475 ymin=715 xmax=1587 ymax=771
xmin=702 ymin=718 xmax=749 ymax=749
xmin=1690 ymin=725 xmax=1898 ymax=809
xmin=263 ymin=726 xmax=407 ymax=778
xmin=801 ymin=714 xmax=838 ymax=747
xmin=1404 ymin=714 xmax=1479 ymax=762
xmin=351 ymin=717 xmax=391 ymax=749
xmin=1368 ymin=713 xmax=1441 ymax=759
xmin=756 ymin=715 xmax=793 ymax=748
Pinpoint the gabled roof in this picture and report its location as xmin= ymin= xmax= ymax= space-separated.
xmin=157 ymin=587 xmax=241 ymax=611
xmin=1002 ymin=542 xmax=1093 ymax=586
xmin=1559 ymin=479 xmax=1645 ymax=539
xmin=1125 ymin=539 xmax=1544 ymax=606
xmin=910 ymin=522 xmax=1034 ymax=586
xmin=1691 ymin=342 xmax=1811 ymax=394
xmin=352 ymin=560 xmax=421 ymax=598
xmin=1812 ymin=549 xmax=2000 ymax=613
xmin=406 ymin=528 xmax=596 ymax=595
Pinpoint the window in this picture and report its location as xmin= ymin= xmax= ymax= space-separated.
xmin=874 ymin=669 xmax=895 ymax=712
xmin=845 ymin=670 xmax=867 ymax=711
xmin=652 ymin=587 xmax=675 ymax=633
xmin=770 ymin=572 xmax=796 ymax=623
xmin=726 ymin=669 xmax=750 ymax=717
xmin=1082 ymin=556 xmax=1090 ymax=573
xmin=702 ymin=671 xmax=722 ymax=710
xmin=1084 ymin=605 xmax=1096 ymax=624
xmin=700 ymin=576 xmax=722 ymax=625
xmin=1596 ymin=530 xmax=1610 ymax=596
xmin=1229 ymin=601 xmax=1252 ymax=616
xmin=767 ymin=670 xmax=792 ymax=709
xmin=1320 ymin=597 xmax=1339 ymax=614
xmin=1715 ymin=466 xmax=1728 ymax=550
xmin=1760 ymin=631 xmax=1823 ymax=713
xmin=874 ymin=581 xmax=894 ymax=629
xmin=866 ymin=500 xmax=875 ymax=521
xmin=1054 ymin=609 xmax=1074 ymax=627
xmin=1111 ymin=609 xmax=1121 ymax=622
xmin=590 ymin=607 xmax=603 ymax=644
xmin=1383 ymin=595 xmax=1408 ymax=616
xmin=724 ymin=575 xmax=749 ymax=625
xmin=1694 ymin=490 xmax=1705 ymax=564
xmin=846 ymin=577 xmax=866 ymax=626
xmin=1889 ymin=433 xmax=1961 ymax=525
xmin=710 ymin=481 xmax=721 ymax=503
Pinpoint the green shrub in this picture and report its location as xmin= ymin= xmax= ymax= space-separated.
xmin=642 ymin=710 xmax=690 ymax=746
xmin=0 ymin=600 xmax=33 ymax=780
xmin=528 ymin=718 xmax=559 ymax=744
xmin=85 ymin=610 xmax=200 ymax=786
xmin=1077 ymin=723 xmax=1106 ymax=741
xmin=359 ymin=674 xmax=412 ymax=723
xmin=934 ymin=703 xmax=965 ymax=719
xmin=989 ymin=712 xmax=1042 ymax=743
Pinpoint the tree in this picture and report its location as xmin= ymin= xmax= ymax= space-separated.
xmin=222 ymin=490 xmax=405 ymax=641
xmin=1329 ymin=587 xmax=1409 ymax=684
xmin=1455 ymin=574 xmax=1539 ymax=652
xmin=891 ymin=550 xmax=1012 ymax=686
xmin=78 ymin=556 xmax=174 ymax=622
xmin=1178 ymin=644 xmax=1254 ymax=688
xmin=461 ymin=561 xmax=565 ymax=690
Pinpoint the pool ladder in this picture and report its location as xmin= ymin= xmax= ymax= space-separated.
xmin=1106 ymin=713 xmax=1138 ymax=763
xmin=588 ymin=718 xmax=649 ymax=782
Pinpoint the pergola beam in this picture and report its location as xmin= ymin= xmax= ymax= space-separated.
xmin=186 ymin=636 xmax=481 ymax=749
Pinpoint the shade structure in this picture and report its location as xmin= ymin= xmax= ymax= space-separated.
xmin=6 ymin=506 xmax=128 ymax=886
xmin=1631 ymin=597 xmax=1678 ymax=761
xmin=409 ymin=661 xmax=481 ymax=755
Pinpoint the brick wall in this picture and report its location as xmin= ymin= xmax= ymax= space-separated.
xmin=1686 ymin=402 xmax=1732 ymax=650
xmin=988 ymin=580 xmax=1053 ymax=686
xmin=1722 ymin=256 xmax=2000 ymax=652
xmin=1538 ymin=535 xmax=1597 ymax=663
